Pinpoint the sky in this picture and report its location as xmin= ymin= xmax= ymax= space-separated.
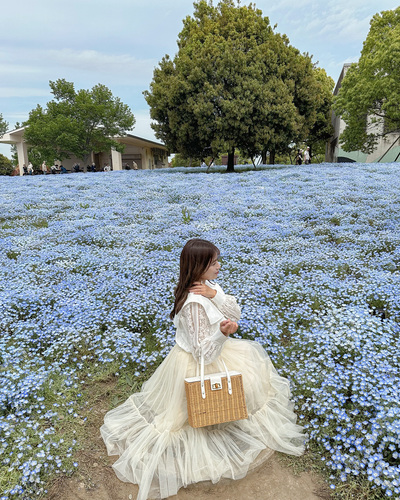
xmin=0 ymin=0 xmax=398 ymax=158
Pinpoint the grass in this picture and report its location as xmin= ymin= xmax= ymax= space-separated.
xmin=277 ymin=444 xmax=384 ymax=500
xmin=43 ymin=375 xmax=119 ymax=498
xmin=32 ymin=219 xmax=49 ymax=229
xmin=42 ymin=357 xmax=164 ymax=498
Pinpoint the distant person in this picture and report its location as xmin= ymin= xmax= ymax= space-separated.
xmin=23 ymin=164 xmax=28 ymax=175
xmin=304 ymin=147 xmax=311 ymax=165
xmin=60 ymin=165 xmax=68 ymax=174
xmin=41 ymin=161 xmax=48 ymax=174
xmin=295 ymin=150 xmax=303 ymax=165
xmin=50 ymin=164 xmax=57 ymax=174
xmin=132 ymin=161 xmax=138 ymax=170
xmin=27 ymin=162 xmax=33 ymax=175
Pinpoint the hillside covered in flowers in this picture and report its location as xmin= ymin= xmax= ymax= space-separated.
xmin=0 ymin=164 xmax=399 ymax=498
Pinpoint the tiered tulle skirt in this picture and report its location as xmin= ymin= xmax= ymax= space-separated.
xmin=100 ymin=339 xmax=305 ymax=499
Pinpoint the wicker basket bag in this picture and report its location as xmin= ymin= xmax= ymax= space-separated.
xmin=185 ymin=353 xmax=248 ymax=428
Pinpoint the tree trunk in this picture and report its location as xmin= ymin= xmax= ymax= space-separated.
xmin=226 ymin=147 xmax=235 ymax=173
xmin=261 ymin=150 xmax=267 ymax=164
xmin=269 ymin=149 xmax=276 ymax=165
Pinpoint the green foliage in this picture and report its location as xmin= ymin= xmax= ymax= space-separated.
xmin=6 ymin=250 xmax=20 ymax=261
xmin=170 ymin=149 xmax=250 ymax=167
xmin=32 ymin=218 xmax=49 ymax=229
xmin=0 ymin=113 xmax=8 ymax=138
xmin=144 ymin=0 xmax=333 ymax=170
xmin=181 ymin=206 xmax=191 ymax=223
xmin=24 ymin=79 xmax=136 ymax=163
xmin=333 ymin=7 xmax=400 ymax=153
xmin=170 ymin=154 xmax=196 ymax=167
xmin=25 ymin=146 xmax=54 ymax=171
xmin=306 ymin=67 xmax=335 ymax=150
xmin=0 ymin=153 xmax=13 ymax=176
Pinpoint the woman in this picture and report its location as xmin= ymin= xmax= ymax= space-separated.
xmin=101 ymin=238 xmax=304 ymax=499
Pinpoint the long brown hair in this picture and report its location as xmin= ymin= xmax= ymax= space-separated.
xmin=170 ymin=238 xmax=220 ymax=319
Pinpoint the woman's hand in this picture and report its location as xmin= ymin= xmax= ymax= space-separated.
xmin=189 ymin=281 xmax=217 ymax=298
xmin=220 ymin=319 xmax=238 ymax=337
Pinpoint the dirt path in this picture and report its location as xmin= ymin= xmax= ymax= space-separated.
xmin=48 ymin=451 xmax=331 ymax=500
xmin=47 ymin=380 xmax=332 ymax=500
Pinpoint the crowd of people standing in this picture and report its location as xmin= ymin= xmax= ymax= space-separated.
xmin=20 ymin=161 xmax=114 ymax=175
xmin=22 ymin=162 xmax=68 ymax=175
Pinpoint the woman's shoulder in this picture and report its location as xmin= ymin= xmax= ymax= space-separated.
xmin=183 ymin=292 xmax=211 ymax=309
xmin=178 ymin=291 xmax=225 ymax=324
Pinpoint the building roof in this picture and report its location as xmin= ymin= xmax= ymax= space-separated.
xmin=115 ymin=133 xmax=167 ymax=150
xmin=333 ymin=63 xmax=354 ymax=96
xmin=0 ymin=126 xmax=26 ymax=144
xmin=0 ymin=126 xmax=167 ymax=151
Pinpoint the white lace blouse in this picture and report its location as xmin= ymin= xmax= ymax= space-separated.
xmin=173 ymin=281 xmax=241 ymax=365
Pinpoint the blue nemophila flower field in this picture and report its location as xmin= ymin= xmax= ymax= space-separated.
xmin=0 ymin=163 xmax=399 ymax=498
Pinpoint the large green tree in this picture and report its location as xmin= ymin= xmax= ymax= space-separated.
xmin=24 ymin=79 xmax=135 ymax=164
xmin=0 ymin=153 xmax=13 ymax=176
xmin=301 ymin=66 xmax=335 ymax=159
xmin=0 ymin=113 xmax=8 ymax=138
xmin=144 ymin=0 xmax=333 ymax=170
xmin=333 ymin=7 xmax=400 ymax=153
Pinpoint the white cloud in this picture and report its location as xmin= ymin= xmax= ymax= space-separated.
xmin=311 ymin=9 xmax=372 ymax=42
xmin=0 ymin=87 xmax=50 ymax=98
xmin=46 ymin=49 xmax=158 ymax=84
xmin=0 ymin=47 xmax=158 ymax=87
xmin=0 ymin=63 xmax=41 ymax=76
xmin=129 ymin=109 xmax=159 ymax=143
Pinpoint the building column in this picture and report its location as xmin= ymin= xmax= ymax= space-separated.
xmin=16 ymin=140 xmax=28 ymax=176
xmin=111 ymin=148 xmax=122 ymax=171
xmin=141 ymin=147 xmax=153 ymax=170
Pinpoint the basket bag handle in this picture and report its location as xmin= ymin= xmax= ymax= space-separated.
xmin=200 ymin=351 xmax=232 ymax=399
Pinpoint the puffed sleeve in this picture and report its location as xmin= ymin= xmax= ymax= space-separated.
xmin=180 ymin=302 xmax=228 ymax=365
xmin=209 ymin=285 xmax=241 ymax=322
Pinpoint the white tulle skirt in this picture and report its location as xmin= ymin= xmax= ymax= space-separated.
xmin=100 ymin=339 xmax=305 ymax=500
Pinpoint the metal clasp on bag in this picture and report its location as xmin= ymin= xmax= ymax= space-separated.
xmin=200 ymin=352 xmax=232 ymax=399
xmin=210 ymin=375 xmax=223 ymax=391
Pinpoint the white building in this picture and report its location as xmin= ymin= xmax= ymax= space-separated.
xmin=0 ymin=127 xmax=169 ymax=175
xmin=326 ymin=64 xmax=400 ymax=163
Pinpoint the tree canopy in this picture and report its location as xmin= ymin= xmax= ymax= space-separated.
xmin=0 ymin=153 xmax=13 ymax=176
xmin=24 ymin=79 xmax=135 ymax=164
xmin=333 ymin=6 xmax=400 ymax=153
xmin=144 ymin=0 xmax=333 ymax=170
xmin=0 ymin=113 xmax=8 ymax=138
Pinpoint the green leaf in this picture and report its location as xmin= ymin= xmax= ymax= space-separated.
xmin=24 ymin=80 xmax=136 ymax=163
